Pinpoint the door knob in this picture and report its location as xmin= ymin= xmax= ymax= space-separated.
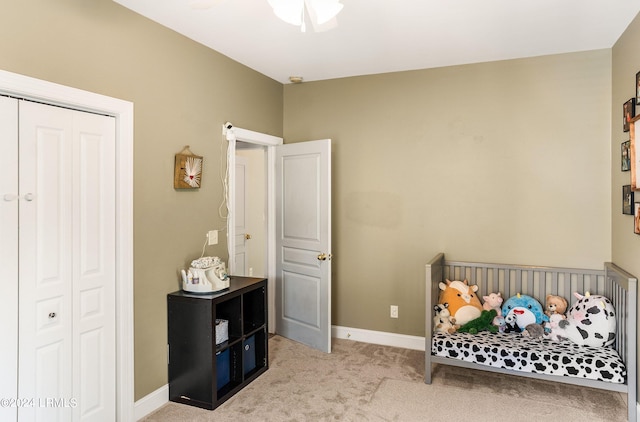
xmin=245 ymin=233 xmax=252 ymax=240
xmin=24 ymin=193 xmax=34 ymax=201
xmin=317 ymin=253 xmax=328 ymax=261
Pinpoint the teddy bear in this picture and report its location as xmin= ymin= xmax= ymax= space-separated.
xmin=433 ymin=303 xmax=459 ymax=334
xmin=544 ymin=294 xmax=568 ymax=319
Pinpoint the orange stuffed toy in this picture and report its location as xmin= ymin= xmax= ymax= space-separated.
xmin=438 ymin=279 xmax=483 ymax=325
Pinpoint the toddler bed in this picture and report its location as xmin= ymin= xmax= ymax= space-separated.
xmin=424 ymin=253 xmax=637 ymax=422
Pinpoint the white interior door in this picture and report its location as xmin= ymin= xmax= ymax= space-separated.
xmin=235 ymin=147 xmax=268 ymax=278
xmin=0 ymin=96 xmax=19 ymax=422
xmin=234 ymin=156 xmax=249 ymax=276
xmin=275 ymin=139 xmax=332 ymax=353
xmin=17 ymin=100 xmax=116 ymax=422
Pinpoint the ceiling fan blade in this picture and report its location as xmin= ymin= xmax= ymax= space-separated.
xmin=268 ymin=0 xmax=305 ymax=25
xmin=306 ymin=0 xmax=343 ymax=25
xmin=305 ymin=0 xmax=342 ymax=32
xmin=309 ymin=16 xmax=338 ymax=33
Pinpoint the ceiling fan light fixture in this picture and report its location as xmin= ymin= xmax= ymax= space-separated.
xmin=268 ymin=0 xmax=343 ymax=32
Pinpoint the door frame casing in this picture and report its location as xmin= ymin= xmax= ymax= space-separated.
xmin=0 ymin=69 xmax=134 ymax=421
xmin=227 ymin=127 xmax=282 ymax=333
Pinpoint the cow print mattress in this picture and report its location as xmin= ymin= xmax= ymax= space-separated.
xmin=432 ymin=331 xmax=626 ymax=383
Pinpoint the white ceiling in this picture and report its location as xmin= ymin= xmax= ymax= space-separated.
xmin=113 ymin=0 xmax=640 ymax=84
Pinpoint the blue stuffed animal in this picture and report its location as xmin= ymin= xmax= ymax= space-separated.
xmin=501 ymin=293 xmax=548 ymax=332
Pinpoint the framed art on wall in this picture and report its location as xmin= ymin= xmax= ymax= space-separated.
xmin=623 ymin=185 xmax=634 ymax=215
xmin=635 ymin=203 xmax=640 ymax=235
xmin=631 ymin=116 xmax=640 ymax=191
xmin=624 ymin=99 xmax=635 ymax=132
xmin=636 ymin=71 xmax=640 ymax=105
xmin=622 ymin=140 xmax=631 ymax=171
xmin=174 ymin=146 xmax=203 ymax=189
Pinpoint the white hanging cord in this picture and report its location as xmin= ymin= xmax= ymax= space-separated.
xmin=218 ymin=131 xmax=230 ymax=227
xmin=198 ymin=236 xmax=208 ymax=259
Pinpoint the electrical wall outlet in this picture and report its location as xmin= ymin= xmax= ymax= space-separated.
xmin=207 ymin=230 xmax=218 ymax=245
xmin=390 ymin=305 xmax=399 ymax=318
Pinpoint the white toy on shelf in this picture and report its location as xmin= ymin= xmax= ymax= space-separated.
xmin=182 ymin=256 xmax=229 ymax=294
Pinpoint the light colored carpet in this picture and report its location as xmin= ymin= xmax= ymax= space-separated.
xmin=141 ymin=335 xmax=628 ymax=421
xmin=350 ymin=378 xmax=626 ymax=422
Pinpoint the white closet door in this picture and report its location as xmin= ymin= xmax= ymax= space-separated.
xmin=72 ymin=107 xmax=116 ymax=422
xmin=0 ymin=96 xmax=19 ymax=422
xmin=73 ymin=106 xmax=116 ymax=421
xmin=18 ymin=101 xmax=116 ymax=422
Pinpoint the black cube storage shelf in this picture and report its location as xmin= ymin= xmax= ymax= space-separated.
xmin=167 ymin=277 xmax=268 ymax=410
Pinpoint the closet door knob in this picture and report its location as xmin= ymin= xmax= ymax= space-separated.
xmin=23 ymin=193 xmax=34 ymax=201
xmin=48 ymin=312 xmax=56 ymax=319
xmin=3 ymin=194 xmax=18 ymax=201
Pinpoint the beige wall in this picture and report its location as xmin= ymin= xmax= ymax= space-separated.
xmin=0 ymin=0 xmax=283 ymax=400
xmin=612 ymin=12 xmax=640 ymax=399
xmin=1 ymin=0 xmax=634 ymax=406
xmin=612 ymin=14 xmax=640 ymax=289
xmin=284 ymin=50 xmax=612 ymax=337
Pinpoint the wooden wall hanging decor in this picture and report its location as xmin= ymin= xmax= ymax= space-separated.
xmin=174 ymin=146 xmax=203 ymax=189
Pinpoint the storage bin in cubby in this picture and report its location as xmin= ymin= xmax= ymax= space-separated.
xmin=215 ymin=319 xmax=229 ymax=345
xmin=243 ymin=335 xmax=256 ymax=375
xmin=216 ymin=349 xmax=230 ymax=388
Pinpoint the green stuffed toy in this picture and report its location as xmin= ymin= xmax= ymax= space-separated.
xmin=457 ymin=309 xmax=498 ymax=334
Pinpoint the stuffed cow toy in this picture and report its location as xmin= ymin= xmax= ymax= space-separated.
xmin=438 ymin=279 xmax=482 ymax=325
xmin=549 ymin=292 xmax=616 ymax=347
xmin=433 ymin=303 xmax=459 ymax=334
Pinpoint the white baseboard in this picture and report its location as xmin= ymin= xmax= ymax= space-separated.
xmin=134 ymin=384 xmax=168 ymax=421
xmin=332 ymin=325 xmax=425 ymax=351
